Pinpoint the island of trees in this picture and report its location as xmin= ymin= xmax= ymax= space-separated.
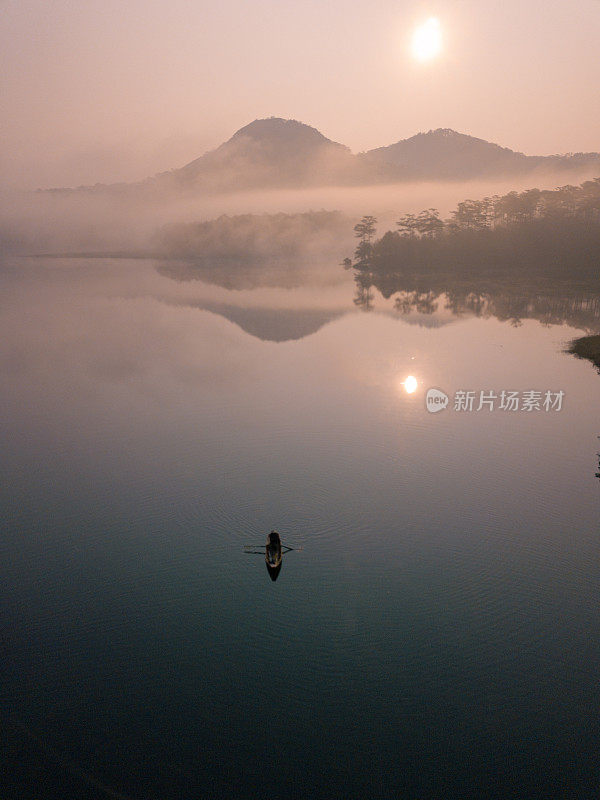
xmin=345 ymin=179 xmax=600 ymax=309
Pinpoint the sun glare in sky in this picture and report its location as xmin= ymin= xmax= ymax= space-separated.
xmin=411 ymin=18 xmax=442 ymax=62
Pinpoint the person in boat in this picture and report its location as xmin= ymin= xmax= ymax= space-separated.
xmin=266 ymin=530 xmax=282 ymax=566
xmin=244 ymin=531 xmax=298 ymax=581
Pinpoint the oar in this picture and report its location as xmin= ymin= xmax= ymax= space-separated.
xmin=243 ymin=544 xmax=303 ymax=553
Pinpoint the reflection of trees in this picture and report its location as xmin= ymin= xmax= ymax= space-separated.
xmin=394 ymin=291 xmax=438 ymax=315
xmin=394 ymin=286 xmax=600 ymax=332
xmin=360 ymin=270 xmax=600 ymax=331
xmin=352 ymin=215 xmax=377 ymax=310
xmin=353 ymin=274 xmax=374 ymax=310
xmin=355 ymin=264 xmax=600 ymax=331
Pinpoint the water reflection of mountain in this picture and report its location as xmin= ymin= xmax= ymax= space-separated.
xmin=178 ymin=301 xmax=345 ymax=342
xmin=190 ymin=302 xmax=453 ymax=341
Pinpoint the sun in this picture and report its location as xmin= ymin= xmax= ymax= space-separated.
xmin=411 ymin=18 xmax=442 ymax=62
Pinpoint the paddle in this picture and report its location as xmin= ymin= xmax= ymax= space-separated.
xmin=243 ymin=545 xmax=303 ymax=553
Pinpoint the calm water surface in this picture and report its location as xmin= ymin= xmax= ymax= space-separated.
xmin=1 ymin=258 xmax=599 ymax=799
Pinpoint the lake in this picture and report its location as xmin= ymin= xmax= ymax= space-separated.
xmin=1 ymin=256 xmax=599 ymax=799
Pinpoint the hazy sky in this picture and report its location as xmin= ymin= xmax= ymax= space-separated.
xmin=2 ymin=0 xmax=599 ymax=189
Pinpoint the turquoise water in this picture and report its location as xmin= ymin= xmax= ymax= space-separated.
xmin=1 ymin=258 xmax=599 ymax=798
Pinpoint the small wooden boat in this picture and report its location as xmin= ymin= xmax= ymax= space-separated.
xmin=244 ymin=531 xmax=300 ymax=581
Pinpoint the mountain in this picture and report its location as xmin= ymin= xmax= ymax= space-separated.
xmin=156 ymin=117 xmax=372 ymax=192
xmin=363 ymin=128 xmax=600 ymax=180
xmin=364 ymin=128 xmax=530 ymax=179
xmin=46 ymin=119 xmax=600 ymax=194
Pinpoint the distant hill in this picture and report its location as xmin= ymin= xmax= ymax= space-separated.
xmin=172 ymin=118 xmax=356 ymax=189
xmin=151 ymin=118 xmax=379 ymax=192
xmin=45 ymin=118 xmax=600 ymax=194
xmin=363 ymin=128 xmax=600 ymax=180
xmin=364 ymin=128 xmax=530 ymax=179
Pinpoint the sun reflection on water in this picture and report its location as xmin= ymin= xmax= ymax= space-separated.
xmin=403 ymin=375 xmax=418 ymax=394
